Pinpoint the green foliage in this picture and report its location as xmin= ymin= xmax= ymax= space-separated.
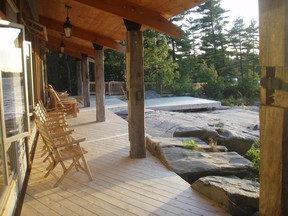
xmin=221 ymin=97 xmax=247 ymax=106
xmin=170 ymin=57 xmax=195 ymax=95
xmin=193 ymin=0 xmax=229 ymax=76
xmin=183 ymin=139 xmax=200 ymax=150
xmin=47 ymin=53 xmax=78 ymax=95
xmin=104 ymin=50 xmax=125 ymax=81
xmin=144 ymin=30 xmax=178 ymax=88
xmin=236 ymin=72 xmax=260 ymax=100
xmin=245 ymin=141 xmax=260 ymax=181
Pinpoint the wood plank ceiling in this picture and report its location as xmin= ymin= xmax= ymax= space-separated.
xmin=30 ymin=0 xmax=206 ymax=58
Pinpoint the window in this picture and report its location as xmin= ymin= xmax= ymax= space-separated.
xmin=0 ymin=20 xmax=29 ymax=208
xmin=0 ymin=21 xmax=29 ymax=140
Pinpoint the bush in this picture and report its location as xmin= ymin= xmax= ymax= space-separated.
xmin=202 ymin=77 xmax=225 ymax=99
xmin=237 ymin=72 xmax=260 ymax=100
xmin=245 ymin=141 xmax=260 ymax=181
xmin=183 ymin=139 xmax=200 ymax=150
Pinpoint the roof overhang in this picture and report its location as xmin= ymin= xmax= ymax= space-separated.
xmin=23 ymin=0 xmax=206 ymax=57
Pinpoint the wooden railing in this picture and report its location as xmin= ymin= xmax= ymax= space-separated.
xmin=89 ymin=81 xmax=204 ymax=96
xmin=90 ymin=81 xmax=162 ymax=95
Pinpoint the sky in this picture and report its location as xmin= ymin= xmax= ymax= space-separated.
xmin=220 ymin=0 xmax=259 ymax=25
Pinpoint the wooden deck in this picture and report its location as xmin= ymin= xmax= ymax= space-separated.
xmin=21 ymin=108 xmax=230 ymax=216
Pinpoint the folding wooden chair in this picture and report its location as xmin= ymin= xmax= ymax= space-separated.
xmin=47 ymin=84 xmax=79 ymax=118
xmin=35 ymin=101 xmax=71 ymax=166
xmin=35 ymin=100 xmax=68 ymax=131
xmin=34 ymin=117 xmax=92 ymax=187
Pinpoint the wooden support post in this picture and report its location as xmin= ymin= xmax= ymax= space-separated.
xmin=34 ymin=37 xmax=41 ymax=102
xmin=76 ymin=60 xmax=83 ymax=96
xmin=93 ymin=44 xmax=105 ymax=122
xmin=124 ymin=19 xmax=146 ymax=158
xmin=259 ymin=0 xmax=288 ymax=215
xmin=81 ymin=53 xmax=90 ymax=107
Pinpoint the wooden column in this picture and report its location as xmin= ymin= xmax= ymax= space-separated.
xmin=81 ymin=53 xmax=90 ymax=107
xmin=93 ymin=44 xmax=105 ymax=122
xmin=124 ymin=19 xmax=146 ymax=158
xmin=33 ymin=37 xmax=41 ymax=102
xmin=259 ymin=0 xmax=288 ymax=215
xmin=76 ymin=60 xmax=83 ymax=96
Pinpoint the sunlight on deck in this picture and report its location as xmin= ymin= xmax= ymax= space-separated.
xmin=21 ymin=108 xmax=230 ymax=216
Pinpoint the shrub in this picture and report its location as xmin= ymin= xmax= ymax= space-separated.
xmin=236 ymin=72 xmax=260 ymax=100
xmin=245 ymin=140 xmax=260 ymax=181
xmin=183 ymin=139 xmax=200 ymax=150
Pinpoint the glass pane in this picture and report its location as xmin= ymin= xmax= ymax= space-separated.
xmin=24 ymin=42 xmax=34 ymax=112
xmin=0 ymin=27 xmax=28 ymax=138
xmin=6 ymin=142 xmax=17 ymax=181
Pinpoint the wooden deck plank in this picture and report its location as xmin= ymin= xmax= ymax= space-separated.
xmin=21 ymin=108 xmax=230 ymax=216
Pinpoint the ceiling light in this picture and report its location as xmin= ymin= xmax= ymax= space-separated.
xmin=59 ymin=34 xmax=65 ymax=53
xmin=63 ymin=5 xmax=72 ymax=38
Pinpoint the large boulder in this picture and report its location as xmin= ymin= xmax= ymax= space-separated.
xmin=192 ymin=176 xmax=259 ymax=216
xmin=145 ymin=108 xmax=259 ymax=155
xmin=146 ymin=136 xmax=253 ymax=183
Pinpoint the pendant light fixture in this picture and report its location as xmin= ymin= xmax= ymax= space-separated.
xmin=60 ymin=34 xmax=65 ymax=53
xmin=59 ymin=34 xmax=65 ymax=58
xmin=63 ymin=5 xmax=73 ymax=38
xmin=58 ymin=51 xmax=63 ymax=58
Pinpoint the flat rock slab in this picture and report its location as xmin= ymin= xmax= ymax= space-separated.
xmin=192 ymin=176 xmax=259 ymax=216
xmin=174 ymin=129 xmax=256 ymax=156
xmin=146 ymin=136 xmax=227 ymax=154
xmin=144 ymin=96 xmax=221 ymax=111
xmin=146 ymin=136 xmax=252 ymax=183
xmin=145 ymin=108 xmax=259 ymax=140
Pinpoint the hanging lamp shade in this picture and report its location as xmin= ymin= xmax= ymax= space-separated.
xmin=60 ymin=40 xmax=65 ymax=53
xmin=59 ymin=51 xmax=63 ymax=58
xmin=63 ymin=17 xmax=72 ymax=37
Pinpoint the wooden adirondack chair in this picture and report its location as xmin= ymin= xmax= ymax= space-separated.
xmin=34 ymin=116 xmax=92 ymax=187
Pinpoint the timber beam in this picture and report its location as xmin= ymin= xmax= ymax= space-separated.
xmin=73 ymin=0 xmax=183 ymax=39
xmin=39 ymin=16 xmax=126 ymax=53
xmin=47 ymin=35 xmax=94 ymax=58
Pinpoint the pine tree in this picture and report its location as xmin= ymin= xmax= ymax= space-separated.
xmin=228 ymin=17 xmax=246 ymax=78
xmin=185 ymin=16 xmax=201 ymax=57
xmin=193 ymin=0 xmax=229 ymax=77
xmin=244 ymin=19 xmax=259 ymax=75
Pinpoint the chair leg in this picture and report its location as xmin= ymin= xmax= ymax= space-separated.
xmin=80 ymin=155 xmax=93 ymax=181
xmin=53 ymin=158 xmax=80 ymax=187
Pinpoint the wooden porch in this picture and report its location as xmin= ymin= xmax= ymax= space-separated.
xmin=21 ymin=108 xmax=229 ymax=216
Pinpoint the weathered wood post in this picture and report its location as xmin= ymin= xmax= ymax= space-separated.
xmin=124 ymin=19 xmax=146 ymax=158
xmin=81 ymin=53 xmax=90 ymax=107
xmin=259 ymin=0 xmax=288 ymax=215
xmin=93 ymin=44 xmax=105 ymax=122
xmin=76 ymin=60 xmax=83 ymax=96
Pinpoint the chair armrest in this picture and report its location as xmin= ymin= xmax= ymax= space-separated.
xmin=55 ymin=138 xmax=86 ymax=148
xmin=51 ymin=130 xmax=74 ymax=138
